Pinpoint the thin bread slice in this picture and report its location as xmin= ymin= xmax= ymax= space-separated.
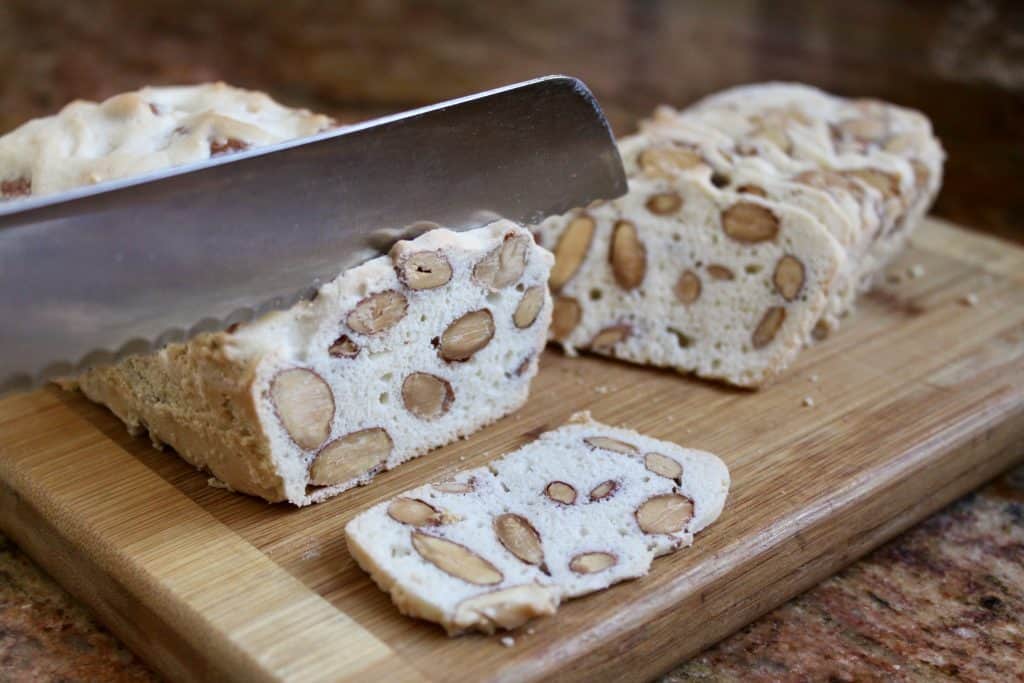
xmin=345 ymin=413 xmax=730 ymax=634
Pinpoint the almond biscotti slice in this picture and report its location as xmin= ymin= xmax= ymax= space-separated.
xmin=70 ymin=222 xmax=553 ymax=505
xmin=345 ymin=413 xmax=729 ymax=634
xmin=533 ymin=172 xmax=843 ymax=388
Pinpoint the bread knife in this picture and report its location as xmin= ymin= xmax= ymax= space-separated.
xmin=0 ymin=76 xmax=626 ymax=393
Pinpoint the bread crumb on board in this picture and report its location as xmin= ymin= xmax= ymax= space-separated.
xmin=960 ymin=293 xmax=979 ymax=307
xmin=500 ymin=636 xmax=516 ymax=648
xmin=907 ymin=263 xmax=926 ymax=279
xmin=802 ymin=396 xmax=815 ymax=408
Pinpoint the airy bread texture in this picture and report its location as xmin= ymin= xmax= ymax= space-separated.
xmin=0 ymin=82 xmax=333 ymax=199
xmin=535 ymin=83 xmax=944 ymax=386
xmin=70 ymin=223 xmax=553 ymax=505
xmin=345 ymin=413 xmax=730 ymax=634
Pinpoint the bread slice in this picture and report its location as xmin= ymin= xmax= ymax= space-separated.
xmin=631 ymin=115 xmax=873 ymax=332
xmin=69 ymin=223 xmax=554 ymax=505
xmin=345 ymin=413 xmax=729 ymax=634
xmin=533 ymin=165 xmax=843 ymax=388
xmin=0 ymin=83 xmax=334 ymax=200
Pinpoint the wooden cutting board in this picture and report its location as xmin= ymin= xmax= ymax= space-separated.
xmin=1 ymin=218 xmax=1023 ymax=683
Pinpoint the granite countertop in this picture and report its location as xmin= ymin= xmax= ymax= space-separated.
xmin=1 ymin=1 xmax=1023 ymax=680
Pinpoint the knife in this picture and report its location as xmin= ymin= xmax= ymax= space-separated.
xmin=0 ymin=75 xmax=626 ymax=393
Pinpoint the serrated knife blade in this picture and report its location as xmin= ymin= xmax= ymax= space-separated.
xmin=0 ymin=75 xmax=626 ymax=393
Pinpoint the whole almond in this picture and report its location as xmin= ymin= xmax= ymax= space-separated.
xmin=395 ymin=250 xmax=452 ymax=290
xmin=645 ymin=192 xmax=683 ymax=216
xmin=635 ymin=494 xmax=694 ymax=534
xmin=610 ymin=220 xmax=646 ymax=289
xmin=412 ymin=532 xmax=503 ymax=585
xmin=569 ymin=551 xmax=617 ymax=574
xmin=513 ymin=286 xmax=545 ymax=329
xmin=474 ymin=233 xmax=530 ymax=289
xmin=544 ymin=481 xmax=577 ymax=505
xmin=589 ymin=480 xmax=618 ymax=501
xmin=309 ymin=427 xmax=391 ymax=485
xmin=271 ymin=368 xmax=334 ymax=450
xmin=722 ymin=202 xmax=780 ymax=243
xmin=675 ymin=270 xmax=702 ymax=305
xmin=439 ymin=309 xmax=495 ymax=361
xmin=347 ymin=290 xmax=408 ymax=335
xmin=494 ymin=514 xmax=544 ymax=566
xmin=773 ymin=255 xmax=805 ymax=301
xmin=549 ymin=215 xmax=595 ymax=291
xmin=402 ymin=372 xmax=454 ymax=420
xmin=388 ymin=498 xmax=444 ymax=526
xmin=752 ymin=306 xmax=786 ymax=349
xmin=644 ymin=452 xmax=683 ymax=481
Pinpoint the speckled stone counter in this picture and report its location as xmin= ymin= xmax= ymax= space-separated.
xmin=0 ymin=463 xmax=1019 ymax=682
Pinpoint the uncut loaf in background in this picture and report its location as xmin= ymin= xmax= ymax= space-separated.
xmin=534 ymin=83 xmax=943 ymax=387
xmin=0 ymin=83 xmax=556 ymax=505
xmin=0 ymin=82 xmax=334 ymax=198
xmin=345 ymin=413 xmax=730 ymax=634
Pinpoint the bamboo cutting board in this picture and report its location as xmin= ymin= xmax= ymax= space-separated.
xmin=1 ymin=218 xmax=1023 ymax=683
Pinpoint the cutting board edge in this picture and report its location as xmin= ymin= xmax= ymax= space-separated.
xmin=0 ymin=476 xmax=234 ymax=683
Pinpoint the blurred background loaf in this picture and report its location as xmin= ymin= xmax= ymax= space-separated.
xmin=1 ymin=0 xmax=1021 ymax=244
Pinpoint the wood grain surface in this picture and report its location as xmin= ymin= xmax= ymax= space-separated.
xmin=0 ymin=218 xmax=1023 ymax=682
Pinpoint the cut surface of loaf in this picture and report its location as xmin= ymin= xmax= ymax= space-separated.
xmin=70 ymin=223 xmax=554 ymax=505
xmin=535 ymin=167 xmax=843 ymax=388
xmin=345 ymin=413 xmax=730 ymax=634
xmin=0 ymin=82 xmax=334 ymax=200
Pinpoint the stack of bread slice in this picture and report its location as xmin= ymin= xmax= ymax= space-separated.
xmin=535 ymin=83 xmax=944 ymax=387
